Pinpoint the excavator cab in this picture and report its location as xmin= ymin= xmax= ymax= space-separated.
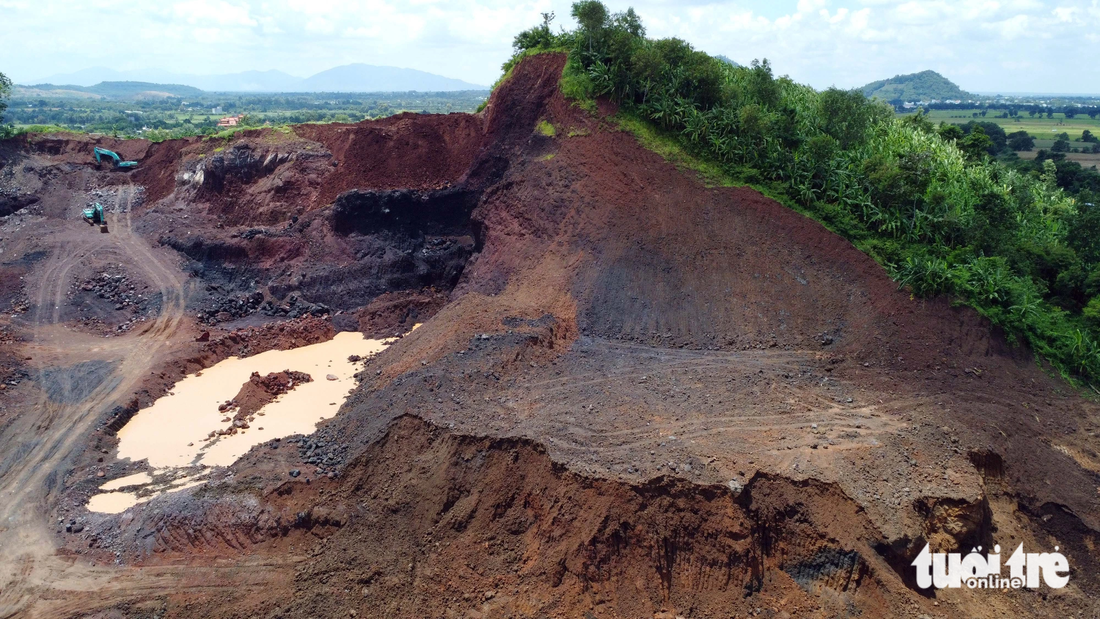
xmin=93 ymin=147 xmax=138 ymax=169
xmin=82 ymin=203 xmax=108 ymax=233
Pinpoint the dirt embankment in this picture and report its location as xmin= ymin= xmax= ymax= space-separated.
xmin=4 ymin=52 xmax=1100 ymax=618
xmin=113 ymin=415 xmax=911 ymax=618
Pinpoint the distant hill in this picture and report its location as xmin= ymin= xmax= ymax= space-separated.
xmin=860 ymin=70 xmax=974 ymax=102
xmin=86 ymin=81 xmax=204 ymax=98
xmin=27 ymin=64 xmax=487 ymax=94
xmin=20 ymin=81 xmax=203 ymax=99
xmin=715 ymin=55 xmax=741 ymax=68
xmin=299 ymin=64 xmax=484 ymax=92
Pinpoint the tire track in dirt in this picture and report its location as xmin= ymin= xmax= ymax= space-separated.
xmin=462 ymin=338 xmax=911 ymax=483
xmin=0 ymin=182 xmax=268 ymax=618
xmin=536 ymin=399 xmax=907 ymax=458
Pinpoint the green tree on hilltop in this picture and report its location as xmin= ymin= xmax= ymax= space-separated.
xmin=513 ymin=12 xmax=560 ymax=53
xmin=572 ymin=1 xmax=609 ymax=53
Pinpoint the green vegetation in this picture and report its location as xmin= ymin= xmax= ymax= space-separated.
xmin=862 ymin=70 xmax=974 ymax=103
xmin=23 ymin=81 xmax=204 ymax=98
xmin=3 ymin=90 xmax=488 ymax=140
xmin=9 ymin=124 xmax=76 ymax=136
xmin=899 ymin=108 xmax=1100 ymax=142
xmin=505 ymin=1 xmax=1100 ymax=387
xmin=536 ymin=119 xmax=556 ymax=136
xmin=0 ymin=71 xmax=11 ymax=138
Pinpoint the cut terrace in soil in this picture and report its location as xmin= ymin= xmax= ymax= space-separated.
xmin=0 ymin=53 xmax=1097 ymax=618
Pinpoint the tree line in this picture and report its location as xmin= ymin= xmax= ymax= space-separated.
xmin=895 ymin=101 xmax=1100 ymax=118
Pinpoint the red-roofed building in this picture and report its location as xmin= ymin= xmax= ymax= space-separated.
xmin=217 ymin=115 xmax=244 ymax=128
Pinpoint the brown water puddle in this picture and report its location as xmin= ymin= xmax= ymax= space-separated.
xmin=87 ymin=331 xmax=398 ymax=513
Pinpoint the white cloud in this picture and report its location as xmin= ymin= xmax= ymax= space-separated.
xmin=0 ymin=0 xmax=1096 ymax=93
xmin=988 ymin=13 xmax=1031 ymax=38
xmin=173 ymin=0 xmax=257 ymax=26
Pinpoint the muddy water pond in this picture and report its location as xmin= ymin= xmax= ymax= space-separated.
xmin=87 ymin=331 xmax=396 ymax=513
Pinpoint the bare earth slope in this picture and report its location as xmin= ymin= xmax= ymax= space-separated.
xmin=0 ymin=53 xmax=1097 ymax=618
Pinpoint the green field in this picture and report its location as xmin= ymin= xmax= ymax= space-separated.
xmin=899 ymin=108 xmax=1100 ymax=140
xmin=1017 ymin=149 xmax=1100 ymax=165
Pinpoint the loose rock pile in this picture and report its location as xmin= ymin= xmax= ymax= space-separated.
xmin=288 ymin=428 xmax=350 ymax=478
xmin=208 ymin=370 xmax=313 ymax=438
xmin=198 ymin=291 xmax=330 ymax=325
xmin=259 ymin=294 xmax=331 ymax=320
xmin=226 ymin=370 xmax=313 ymax=419
xmin=197 ymin=290 xmax=265 ymax=325
xmin=69 ymin=267 xmax=156 ymax=333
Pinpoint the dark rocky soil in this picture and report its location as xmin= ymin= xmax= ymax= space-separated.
xmin=1 ymin=53 xmax=1098 ymax=619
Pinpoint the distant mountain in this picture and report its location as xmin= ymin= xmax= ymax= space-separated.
xmin=299 ymin=64 xmax=484 ymax=92
xmin=29 ymin=64 xmax=487 ymax=94
xmin=715 ymin=55 xmax=741 ymax=68
xmin=861 ymin=70 xmax=974 ymax=102
xmin=32 ymin=67 xmax=140 ymax=87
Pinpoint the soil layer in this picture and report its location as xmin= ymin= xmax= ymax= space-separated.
xmin=0 ymin=54 xmax=1097 ymax=618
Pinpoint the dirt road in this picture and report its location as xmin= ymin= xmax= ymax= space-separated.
xmin=0 ymin=183 xmax=282 ymax=617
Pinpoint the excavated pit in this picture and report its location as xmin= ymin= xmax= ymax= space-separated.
xmin=0 ymin=52 xmax=1098 ymax=618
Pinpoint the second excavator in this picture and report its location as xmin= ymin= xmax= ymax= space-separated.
xmin=82 ymin=203 xmax=108 ymax=233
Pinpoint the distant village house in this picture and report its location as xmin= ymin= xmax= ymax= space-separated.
xmin=217 ymin=114 xmax=245 ymax=128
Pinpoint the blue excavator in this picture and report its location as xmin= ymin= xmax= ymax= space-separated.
xmin=93 ymin=147 xmax=138 ymax=169
xmin=82 ymin=202 xmax=108 ymax=233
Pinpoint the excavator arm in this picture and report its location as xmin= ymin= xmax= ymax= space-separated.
xmin=93 ymin=147 xmax=138 ymax=169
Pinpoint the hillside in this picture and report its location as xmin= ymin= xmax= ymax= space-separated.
xmin=19 ymin=81 xmax=204 ymax=99
xmin=3 ymin=1 xmax=1100 ymax=616
xmin=0 ymin=50 xmax=1098 ymax=618
xmin=861 ymin=69 xmax=974 ymax=101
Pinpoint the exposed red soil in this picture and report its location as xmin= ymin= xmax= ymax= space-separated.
xmin=296 ymin=112 xmax=485 ymax=204
xmin=12 ymin=132 xmax=151 ymax=166
xmin=223 ymin=369 xmax=313 ymax=424
xmin=116 ymin=416 xmax=906 ymax=618
xmin=2 ymin=52 xmax=1100 ymax=619
xmin=130 ymin=136 xmax=201 ymax=205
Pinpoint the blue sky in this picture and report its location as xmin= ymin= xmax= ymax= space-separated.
xmin=1 ymin=0 xmax=1098 ymax=93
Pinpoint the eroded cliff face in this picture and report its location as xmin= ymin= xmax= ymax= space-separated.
xmin=114 ymin=416 xmax=902 ymax=617
xmin=1 ymin=52 xmax=1098 ymax=619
